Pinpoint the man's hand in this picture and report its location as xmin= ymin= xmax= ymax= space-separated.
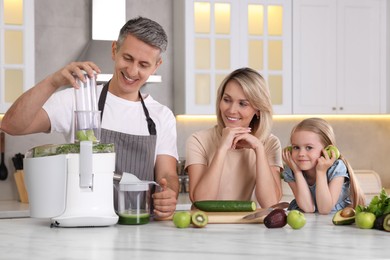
xmin=50 ymin=61 xmax=101 ymax=89
xmin=152 ymin=178 xmax=177 ymax=218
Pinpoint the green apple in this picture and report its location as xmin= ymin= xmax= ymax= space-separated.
xmin=285 ymin=146 xmax=292 ymax=153
xmin=287 ymin=210 xmax=306 ymax=229
xmin=172 ymin=211 xmax=191 ymax=228
xmin=355 ymin=211 xmax=376 ymax=229
xmin=325 ymin=145 xmax=340 ymax=159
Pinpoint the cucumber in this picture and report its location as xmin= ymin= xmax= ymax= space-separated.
xmin=193 ymin=200 xmax=256 ymax=212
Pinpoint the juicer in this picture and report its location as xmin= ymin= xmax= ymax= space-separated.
xmin=24 ymin=141 xmax=118 ymax=227
xmin=24 ymin=71 xmax=118 ymax=227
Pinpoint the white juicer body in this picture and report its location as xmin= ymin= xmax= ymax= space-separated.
xmin=24 ymin=142 xmax=118 ymax=227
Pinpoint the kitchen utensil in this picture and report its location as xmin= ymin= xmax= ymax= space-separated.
xmin=12 ymin=153 xmax=28 ymax=203
xmin=24 ymin=141 xmax=118 ymax=227
xmin=12 ymin=153 xmax=24 ymax=170
xmin=242 ymin=201 xmax=290 ymax=220
xmin=74 ymin=70 xmax=98 ymax=111
xmin=0 ymin=132 xmax=8 ymax=180
xmin=155 ymin=209 xmax=271 ymax=224
xmin=155 ymin=202 xmax=290 ymax=224
xmin=14 ymin=170 xmax=29 ymax=203
xmin=114 ymin=172 xmax=160 ymax=225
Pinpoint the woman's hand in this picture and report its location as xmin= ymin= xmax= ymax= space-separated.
xmin=219 ymin=127 xmax=252 ymax=151
xmin=232 ymin=132 xmax=262 ymax=150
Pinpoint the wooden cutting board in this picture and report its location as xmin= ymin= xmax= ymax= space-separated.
xmin=155 ymin=209 xmax=267 ymax=224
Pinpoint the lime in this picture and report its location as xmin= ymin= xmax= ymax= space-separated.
xmin=173 ymin=211 xmax=191 ymax=228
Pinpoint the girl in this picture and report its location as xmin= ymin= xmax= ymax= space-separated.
xmin=282 ymin=118 xmax=365 ymax=214
xmin=185 ymin=67 xmax=283 ymax=208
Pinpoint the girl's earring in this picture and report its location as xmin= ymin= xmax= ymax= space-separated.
xmin=257 ymin=111 xmax=260 ymax=120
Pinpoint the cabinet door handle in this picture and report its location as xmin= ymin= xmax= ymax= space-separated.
xmin=332 ymin=107 xmax=336 ymax=111
xmin=339 ymin=107 xmax=344 ymax=110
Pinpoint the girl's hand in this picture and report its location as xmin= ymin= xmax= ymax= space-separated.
xmin=316 ymin=148 xmax=336 ymax=173
xmin=220 ymin=127 xmax=251 ymax=151
xmin=282 ymin=147 xmax=300 ymax=173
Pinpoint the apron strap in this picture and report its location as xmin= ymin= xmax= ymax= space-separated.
xmin=98 ymin=81 xmax=109 ymax=121
xmin=139 ymin=92 xmax=156 ymax=135
xmin=98 ymin=80 xmax=156 ymax=135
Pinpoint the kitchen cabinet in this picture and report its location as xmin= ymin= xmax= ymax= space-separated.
xmin=0 ymin=0 xmax=35 ymax=113
xmin=292 ymin=0 xmax=387 ymax=114
xmin=174 ymin=0 xmax=292 ymax=115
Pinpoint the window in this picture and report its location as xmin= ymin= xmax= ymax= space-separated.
xmin=0 ymin=0 xmax=34 ymax=113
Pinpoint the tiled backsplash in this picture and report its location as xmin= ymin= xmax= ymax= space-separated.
xmin=1 ymin=116 xmax=390 ymax=201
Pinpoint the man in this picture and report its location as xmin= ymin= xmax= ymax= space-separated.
xmin=1 ymin=17 xmax=179 ymax=218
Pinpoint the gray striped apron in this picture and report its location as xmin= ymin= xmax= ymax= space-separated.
xmin=98 ymin=82 xmax=157 ymax=213
xmin=98 ymin=81 xmax=157 ymax=181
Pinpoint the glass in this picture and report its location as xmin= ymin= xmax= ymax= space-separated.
xmin=268 ymin=40 xmax=283 ymax=70
xmin=248 ymin=4 xmax=264 ymax=35
xmin=215 ymin=3 xmax=230 ymax=34
xmin=5 ymin=30 xmax=23 ymax=64
xmin=116 ymin=183 xmax=151 ymax=225
xmin=248 ymin=40 xmax=263 ymax=70
xmin=194 ymin=2 xmax=210 ymax=33
xmin=4 ymin=0 xmax=23 ymax=25
xmin=195 ymin=38 xmax=210 ymax=69
xmin=74 ymin=111 xmax=101 ymax=143
xmin=215 ymin=39 xmax=230 ymax=70
xmin=195 ymin=74 xmax=210 ymax=105
xmin=4 ymin=69 xmax=23 ymax=103
xmin=268 ymin=5 xmax=283 ymax=36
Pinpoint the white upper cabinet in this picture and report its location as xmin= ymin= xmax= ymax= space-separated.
xmin=0 ymin=0 xmax=35 ymax=113
xmin=293 ymin=0 xmax=387 ymax=114
xmin=174 ymin=0 xmax=292 ymax=115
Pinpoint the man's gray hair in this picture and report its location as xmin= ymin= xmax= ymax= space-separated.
xmin=117 ymin=16 xmax=168 ymax=53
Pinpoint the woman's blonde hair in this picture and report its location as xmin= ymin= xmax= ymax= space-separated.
xmin=290 ymin=117 xmax=366 ymax=208
xmin=216 ymin=67 xmax=273 ymax=142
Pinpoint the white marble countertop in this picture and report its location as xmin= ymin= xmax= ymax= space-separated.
xmin=0 ymin=194 xmax=192 ymax=219
xmin=0 ymin=213 xmax=389 ymax=259
xmin=0 ymin=200 xmax=29 ymax=218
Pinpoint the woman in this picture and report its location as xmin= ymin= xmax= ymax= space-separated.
xmin=185 ymin=67 xmax=283 ymax=208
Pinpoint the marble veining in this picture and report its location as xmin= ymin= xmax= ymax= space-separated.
xmin=0 ymin=214 xmax=389 ymax=259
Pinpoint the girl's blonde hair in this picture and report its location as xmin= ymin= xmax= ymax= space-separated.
xmin=290 ymin=117 xmax=366 ymax=208
xmin=216 ymin=67 xmax=273 ymax=142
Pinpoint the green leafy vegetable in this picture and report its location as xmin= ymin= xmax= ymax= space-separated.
xmin=31 ymin=143 xmax=115 ymax=157
xmin=355 ymin=188 xmax=390 ymax=217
